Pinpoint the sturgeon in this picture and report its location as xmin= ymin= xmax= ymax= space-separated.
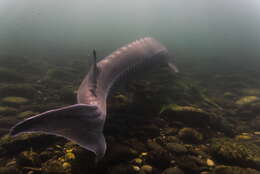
xmin=10 ymin=37 xmax=178 ymax=161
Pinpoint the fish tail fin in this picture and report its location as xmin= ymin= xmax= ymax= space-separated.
xmin=10 ymin=104 xmax=106 ymax=161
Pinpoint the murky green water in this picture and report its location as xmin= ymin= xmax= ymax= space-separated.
xmin=0 ymin=1 xmax=260 ymax=174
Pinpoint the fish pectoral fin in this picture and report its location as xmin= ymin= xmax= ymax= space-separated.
xmin=10 ymin=104 xmax=106 ymax=160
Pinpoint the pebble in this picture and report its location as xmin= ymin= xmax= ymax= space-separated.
xmin=65 ymin=152 xmax=76 ymax=160
xmin=141 ymin=165 xmax=153 ymax=173
xmin=140 ymin=152 xmax=148 ymax=156
xmin=165 ymin=143 xmax=187 ymax=154
xmin=206 ymin=159 xmax=215 ymax=167
xmin=162 ymin=167 xmax=185 ymax=174
xmin=132 ymin=158 xmax=142 ymax=165
xmin=132 ymin=165 xmax=140 ymax=172
xmin=166 ymin=136 xmax=179 ymax=143
xmin=147 ymin=139 xmax=164 ymax=151
xmin=235 ymin=134 xmax=252 ymax=140
xmin=62 ymin=162 xmax=71 ymax=169
xmin=254 ymin=132 xmax=260 ymax=135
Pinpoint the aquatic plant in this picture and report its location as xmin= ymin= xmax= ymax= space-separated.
xmin=1 ymin=96 xmax=29 ymax=106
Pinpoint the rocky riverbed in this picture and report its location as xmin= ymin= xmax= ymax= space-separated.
xmin=0 ymin=55 xmax=260 ymax=174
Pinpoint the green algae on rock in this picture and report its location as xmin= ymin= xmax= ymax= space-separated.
xmin=17 ymin=111 xmax=38 ymax=119
xmin=159 ymin=104 xmax=213 ymax=128
xmin=235 ymin=96 xmax=259 ymax=105
xmin=1 ymin=96 xmax=29 ymax=106
xmin=176 ymin=155 xmax=205 ymax=173
xmin=178 ymin=127 xmax=203 ymax=144
xmin=223 ymin=92 xmax=235 ymax=98
xmin=160 ymin=104 xmax=204 ymax=114
xmin=242 ymin=88 xmax=260 ymax=96
xmin=0 ymin=134 xmax=64 ymax=157
xmin=42 ymin=159 xmax=66 ymax=174
xmin=17 ymin=150 xmax=41 ymax=167
xmin=210 ymin=138 xmax=260 ymax=170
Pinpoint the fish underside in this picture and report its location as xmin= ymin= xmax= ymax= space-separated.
xmin=9 ymin=37 xmax=178 ymax=161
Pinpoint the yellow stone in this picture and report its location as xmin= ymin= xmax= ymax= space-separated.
xmin=66 ymin=149 xmax=73 ymax=153
xmin=58 ymin=157 xmax=65 ymax=162
xmin=235 ymin=135 xmax=252 ymax=140
xmin=254 ymin=132 xmax=260 ymax=135
xmin=235 ymin=96 xmax=259 ymax=105
xmin=140 ymin=152 xmax=148 ymax=156
xmin=65 ymin=152 xmax=76 ymax=160
xmin=133 ymin=158 xmax=142 ymax=164
xmin=62 ymin=162 xmax=71 ymax=169
xmin=206 ymin=159 xmax=215 ymax=166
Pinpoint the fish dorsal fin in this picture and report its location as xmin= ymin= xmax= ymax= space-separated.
xmin=93 ymin=49 xmax=98 ymax=75
xmin=91 ymin=49 xmax=99 ymax=95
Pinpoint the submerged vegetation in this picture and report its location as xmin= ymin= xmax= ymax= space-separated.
xmin=0 ymin=54 xmax=260 ymax=174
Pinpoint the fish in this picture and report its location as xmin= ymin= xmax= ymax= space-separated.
xmin=9 ymin=37 xmax=178 ymax=161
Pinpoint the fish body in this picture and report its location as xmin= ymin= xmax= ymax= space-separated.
xmin=10 ymin=37 xmax=178 ymax=161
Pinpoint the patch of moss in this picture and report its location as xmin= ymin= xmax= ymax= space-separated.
xmin=1 ymin=96 xmax=29 ymax=106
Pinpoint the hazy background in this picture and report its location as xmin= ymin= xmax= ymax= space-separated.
xmin=0 ymin=0 xmax=260 ymax=67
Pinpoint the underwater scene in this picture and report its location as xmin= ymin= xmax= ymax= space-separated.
xmin=1 ymin=0 xmax=260 ymax=174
